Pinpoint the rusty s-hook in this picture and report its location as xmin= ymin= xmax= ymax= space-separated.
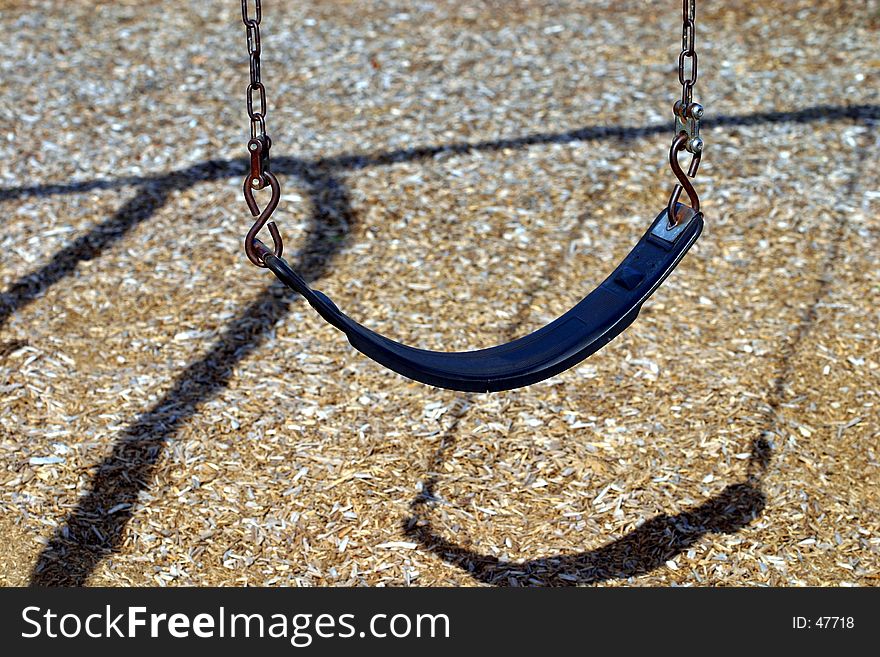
xmin=666 ymin=132 xmax=702 ymax=227
xmin=243 ymin=168 xmax=283 ymax=267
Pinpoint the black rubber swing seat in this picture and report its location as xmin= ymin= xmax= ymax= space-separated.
xmin=262 ymin=205 xmax=702 ymax=393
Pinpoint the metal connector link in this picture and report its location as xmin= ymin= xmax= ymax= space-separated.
xmin=674 ymin=100 xmax=704 ymax=155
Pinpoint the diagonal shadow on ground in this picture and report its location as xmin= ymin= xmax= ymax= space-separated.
xmin=28 ymin=161 xmax=354 ymax=585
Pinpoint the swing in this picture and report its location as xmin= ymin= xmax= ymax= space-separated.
xmin=238 ymin=0 xmax=706 ymax=393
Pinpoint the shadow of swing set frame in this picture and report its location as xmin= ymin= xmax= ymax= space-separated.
xmin=0 ymin=103 xmax=875 ymax=585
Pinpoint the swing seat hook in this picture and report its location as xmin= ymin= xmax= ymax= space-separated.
xmin=666 ymin=132 xmax=702 ymax=226
xmin=243 ymin=169 xmax=283 ymax=267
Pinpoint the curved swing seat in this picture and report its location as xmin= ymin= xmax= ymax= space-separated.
xmin=261 ymin=205 xmax=702 ymax=392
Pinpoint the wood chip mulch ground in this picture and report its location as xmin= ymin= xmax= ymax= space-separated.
xmin=0 ymin=0 xmax=878 ymax=586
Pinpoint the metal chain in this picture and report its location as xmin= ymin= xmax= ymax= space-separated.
xmin=238 ymin=0 xmax=705 ymax=248
xmin=242 ymin=0 xmax=268 ymax=143
xmin=666 ymin=0 xmax=704 ymax=225
xmin=241 ymin=0 xmax=283 ymax=267
xmin=678 ymin=0 xmax=698 ymax=107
